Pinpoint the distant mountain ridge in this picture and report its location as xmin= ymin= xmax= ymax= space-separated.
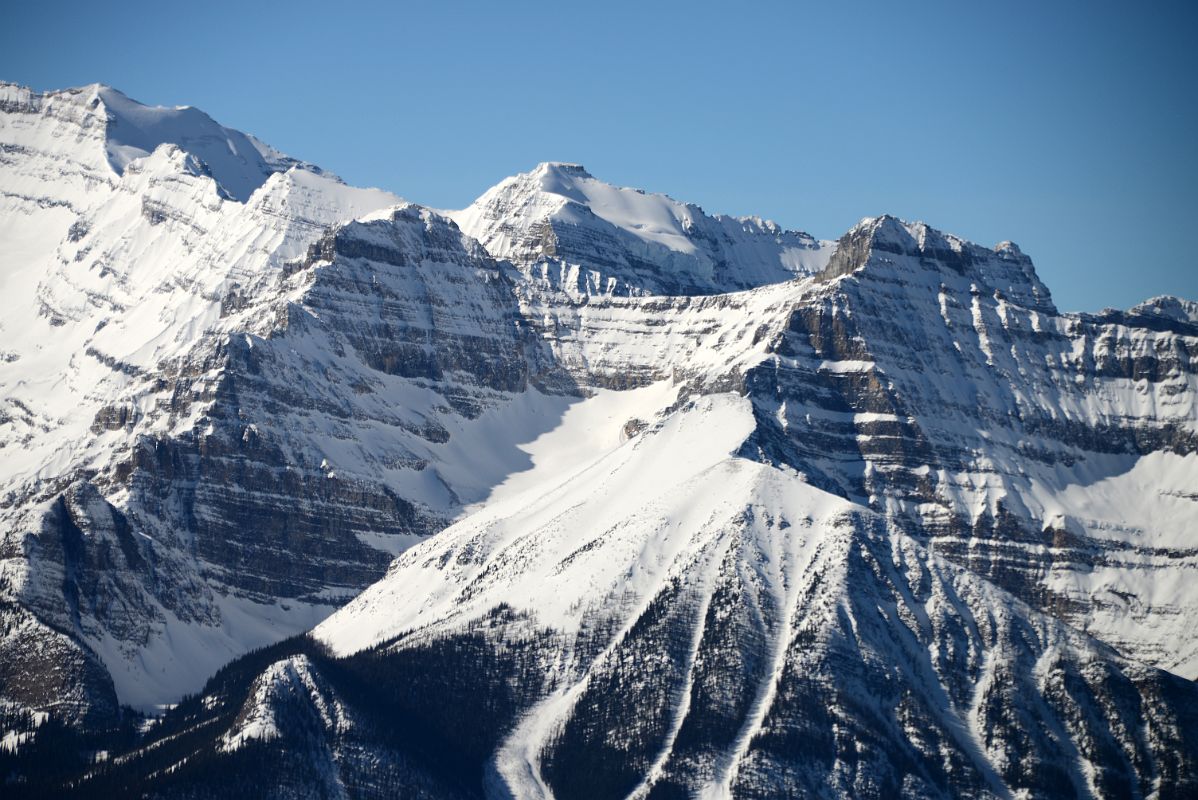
xmin=0 ymin=82 xmax=1195 ymax=798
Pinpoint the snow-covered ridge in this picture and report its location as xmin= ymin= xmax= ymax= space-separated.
xmin=1 ymin=81 xmax=317 ymax=202
xmin=448 ymin=161 xmax=835 ymax=296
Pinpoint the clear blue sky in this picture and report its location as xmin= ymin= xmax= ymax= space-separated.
xmin=3 ymin=0 xmax=1195 ymax=312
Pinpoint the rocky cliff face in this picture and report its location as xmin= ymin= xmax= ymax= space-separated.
xmin=0 ymin=85 xmax=557 ymax=718
xmin=1 ymin=82 xmax=1196 ymax=798
xmin=0 ymin=187 xmax=574 ymax=714
xmin=738 ymin=216 xmax=1198 ymax=678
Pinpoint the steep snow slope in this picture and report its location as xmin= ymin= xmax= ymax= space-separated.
xmin=317 ymin=392 xmax=752 ymax=654
xmin=303 ymin=394 xmax=1198 ymax=799
xmin=448 ymin=162 xmax=833 ymax=297
xmin=435 ymin=213 xmax=1198 ymax=683
xmin=0 ymin=81 xmax=319 ymax=315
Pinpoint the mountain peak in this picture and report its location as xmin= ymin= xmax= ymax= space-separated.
xmin=449 ymin=163 xmax=831 ymax=296
xmin=4 ymin=81 xmax=312 ymax=202
xmin=820 ymin=214 xmax=1055 ymax=313
xmin=1132 ymin=294 xmax=1198 ymax=323
xmin=526 ymin=161 xmax=599 ymax=202
xmin=90 ymin=85 xmax=297 ymax=201
xmin=532 ymin=160 xmax=592 ymax=178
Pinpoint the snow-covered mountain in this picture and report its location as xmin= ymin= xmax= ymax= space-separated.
xmin=447 ymin=161 xmax=833 ymax=297
xmin=313 ymin=392 xmax=1197 ymax=800
xmin=0 ymin=82 xmax=532 ymax=717
xmin=1 ymin=82 xmax=1196 ymax=798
